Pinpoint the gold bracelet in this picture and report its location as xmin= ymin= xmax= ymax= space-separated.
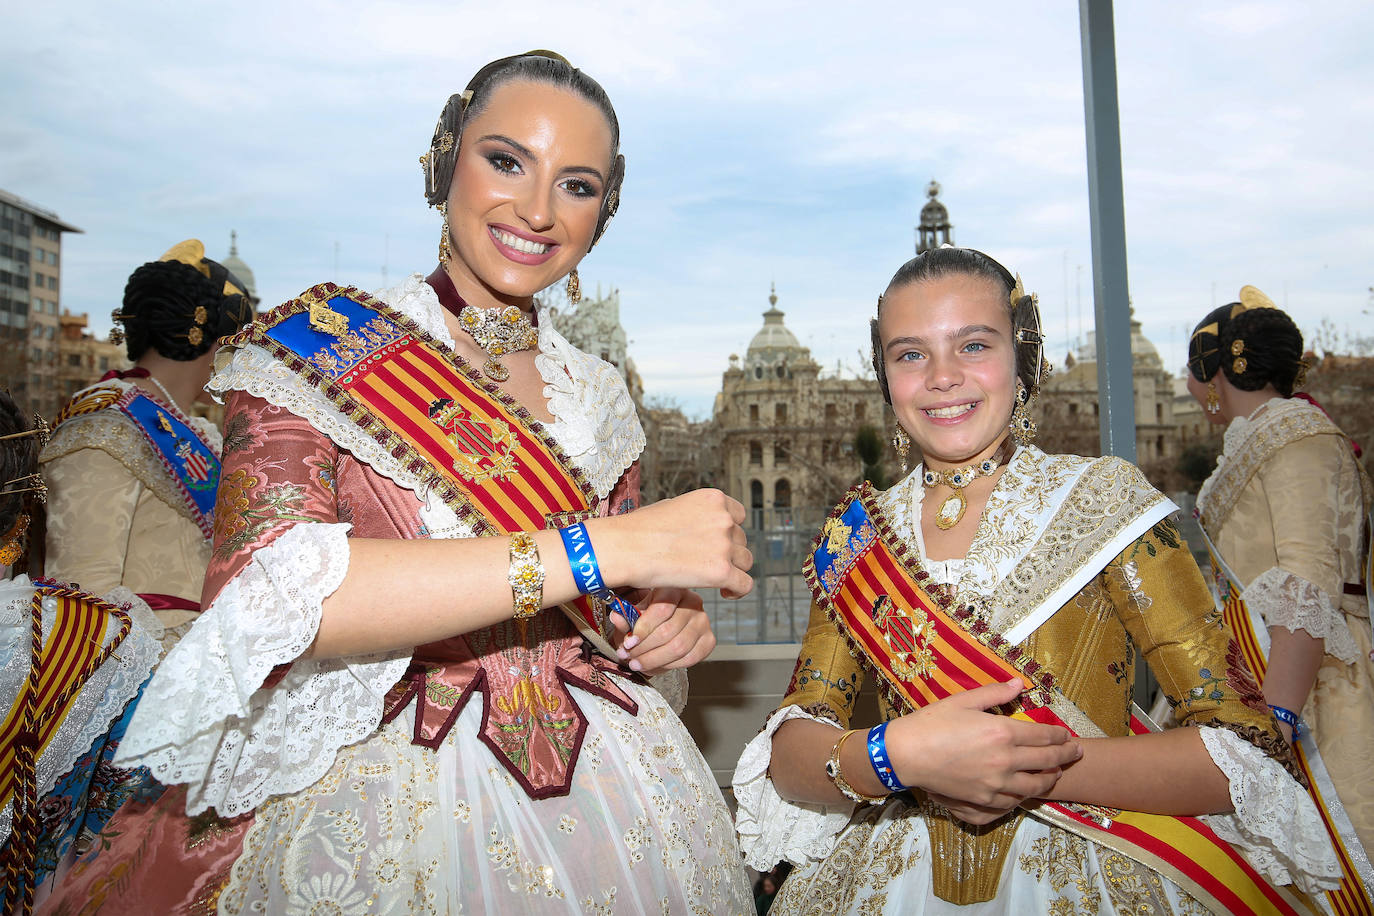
xmin=507 ymin=532 xmax=544 ymax=620
xmin=824 ymin=729 xmax=887 ymax=805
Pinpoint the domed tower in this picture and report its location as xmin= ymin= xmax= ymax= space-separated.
xmin=744 ymin=283 xmax=812 ymax=380
xmin=221 ymin=230 xmax=260 ymax=308
xmin=917 ymin=179 xmax=954 ymax=254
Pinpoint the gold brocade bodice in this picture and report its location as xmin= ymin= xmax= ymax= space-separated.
xmin=779 ymin=455 xmax=1287 ymax=904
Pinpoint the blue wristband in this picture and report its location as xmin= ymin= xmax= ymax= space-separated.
xmin=866 ymin=721 xmax=906 ymax=792
xmin=1268 ymin=704 xmax=1303 ymax=741
xmin=558 ymin=522 xmax=640 ymax=626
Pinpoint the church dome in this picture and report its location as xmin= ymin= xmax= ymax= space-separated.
xmin=745 ymin=285 xmax=807 ymax=375
xmin=221 ymin=230 xmax=258 ymax=304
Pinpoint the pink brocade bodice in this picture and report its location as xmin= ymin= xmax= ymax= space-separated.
xmin=382 ymin=612 xmax=637 ymax=798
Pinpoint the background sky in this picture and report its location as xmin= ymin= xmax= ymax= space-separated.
xmin=6 ymin=1 xmax=1371 ymax=416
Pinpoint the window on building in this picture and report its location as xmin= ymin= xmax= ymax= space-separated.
xmin=749 ymin=441 xmax=762 ymax=466
xmin=98 ymin=356 xmax=109 ymax=371
xmin=1156 ymin=403 xmax=1163 ymax=423
xmin=825 ymin=403 xmax=837 ymax=421
xmin=775 ymin=403 xmax=787 ymax=423
xmin=822 ymin=438 xmax=835 ymax=461
xmin=34 ymin=272 xmax=44 ymax=287
xmin=1156 ymin=434 xmax=1165 ymax=456
xmin=775 ymin=364 xmax=786 ymax=378
xmin=749 ymin=479 xmax=764 ymax=510
xmin=749 ymin=404 xmax=759 ymax=424
xmin=855 ymin=403 xmax=866 ymax=419
xmin=66 ymin=353 xmax=81 ymax=367
xmin=774 ymin=441 xmax=788 ymax=466
xmin=774 ymin=479 xmax=792 ymax=509
xmin=754 ymin=366 xmax=762 ymax=379
xmin=47 ymin=276 xmax=57 ymax=290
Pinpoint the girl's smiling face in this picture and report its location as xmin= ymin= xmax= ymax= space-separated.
xmin=879 ymin=272 xmax=1017 ymax=468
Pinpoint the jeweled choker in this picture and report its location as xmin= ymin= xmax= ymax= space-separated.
xmin=425 ymin=266 xmax=538 ymax=382
xmin=922 ymin=441 xmax=1015 ymax=530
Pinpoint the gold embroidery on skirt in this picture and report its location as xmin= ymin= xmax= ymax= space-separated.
xmin=1017 ymin=831 xmax=1102 ymax=914
xmin=1099 ymin=850 xmax=1181 ymax=914
xmin=926 ymin=805 xmax=1023 ymax=904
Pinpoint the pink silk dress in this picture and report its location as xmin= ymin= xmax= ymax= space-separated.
xmin=41 ymin=274 xmax=750 ymax=914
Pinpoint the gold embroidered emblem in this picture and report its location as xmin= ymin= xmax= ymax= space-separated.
xmin=872 ymin=595 xmax=936 ymax=681
xmin=306 ymin=295 xmax=349 ymax=338
xmin=427 ymin=397 xmax=518 ymax=482
xmin=823 ymin=516 xmax=853 ymax=555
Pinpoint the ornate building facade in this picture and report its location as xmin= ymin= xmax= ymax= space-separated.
xmin=714 ymin=286 xmax=888 ymax=523
xmin=56 ymin=310 xmax=128 ymax=401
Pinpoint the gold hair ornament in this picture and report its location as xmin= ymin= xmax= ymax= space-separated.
xmin=0 ymin=414 xmax=51 ymax=448
xmin=0 ymin=513 xmax=27 ymax=566
xmin=0 ymin=474 xmax=47 ymax=505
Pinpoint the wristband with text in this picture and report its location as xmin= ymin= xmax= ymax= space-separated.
xmin=558 ymin=522 xmax=640 ymax=627
xmin=866 ymin=721 xmax=906 ymax=792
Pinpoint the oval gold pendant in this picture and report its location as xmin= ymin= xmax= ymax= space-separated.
xmin=483 ymin=357 xmax=511 ymax=382
xmin=934 ymin=491 xmax=966 ymax=530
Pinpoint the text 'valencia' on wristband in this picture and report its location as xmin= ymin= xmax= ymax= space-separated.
xmin=557 ymin=521 xmax=640 ymax=626
xmin=867 ymin=721 xmax=906 ymax=792
xmin=507 ymin=532 xmax=544 ymax=620
xmin=1268 ymin=703 xmax=1303 ymax=741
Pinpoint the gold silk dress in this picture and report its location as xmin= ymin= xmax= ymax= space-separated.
xmin=734 ymin=447 xmax=1340 ymax=915
xmin=41 ymin=377 xmax=218 ymax=635
xmin=1198 ymin=396 xmax=1374 ymax=855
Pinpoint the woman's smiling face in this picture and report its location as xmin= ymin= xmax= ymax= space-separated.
xmin=879 ymin=272 xmax=1017 ymax=468
xmin=443 ymin=79 xmax=613 ymax=304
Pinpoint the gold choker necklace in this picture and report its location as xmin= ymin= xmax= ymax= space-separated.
xmin=458 ymin=306 xmax=538 ymax=382
xmin=922 ymin=444 xmax=1014 ymax=530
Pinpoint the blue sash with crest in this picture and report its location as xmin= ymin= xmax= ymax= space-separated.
xmin=115 ymin=389 xmax=219 ymax=540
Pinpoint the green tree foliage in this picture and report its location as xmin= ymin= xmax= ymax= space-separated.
xmin=854 ymin=423 xmax=889 ymax=489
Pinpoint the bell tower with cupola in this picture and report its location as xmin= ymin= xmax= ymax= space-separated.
xmin=916 ymin=179 xmax=954 ymax=253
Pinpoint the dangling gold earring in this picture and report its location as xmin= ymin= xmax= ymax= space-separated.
xmin=438 ymin=203 xmax=452 ymax=266
xmin=892 ymin=426 xmax=910 ymax=469
xmin=566 ymin=268 xmax=581 ymax=305
xmin=1009 ymin=382 xmax=1037 ymax=446
xmin=1205 ymin=381 xmax=1220 ymax=414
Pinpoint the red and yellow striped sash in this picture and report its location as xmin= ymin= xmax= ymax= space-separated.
xmin=1210 ymin=546 xmax=1374 ymax=916
xmin=803 ymin=485 xmax=1324 ymax=916
xmin=240 ymin=284 xmax=609 ymax=638
xmin=0 ymin=584 xmax=131 ymax=810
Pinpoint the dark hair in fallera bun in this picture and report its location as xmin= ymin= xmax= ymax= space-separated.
xmin=1187 ymin=303 xmax=1305 ymax=397
xmin=869 ymin=247 xmax=1043 ymax=405
xmin=121 ymin=259 xmax=253 ymax=362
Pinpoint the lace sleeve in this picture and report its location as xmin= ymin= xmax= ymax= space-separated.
xmin=1199 ymin=726 xmax=1342 ymax=895
xmin=731 ymin=705 xmax=856 ymax=871
xmin=113 ymin=522 xmax=411 ymax=817
xmin=1242 ymin=566 xmax=1360 ymax=664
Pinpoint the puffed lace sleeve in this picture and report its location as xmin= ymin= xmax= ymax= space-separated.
xmin=1241 ymin=435 xmax=1364 ymax=664
xmin=113 ymin=392 xmax=410 ymax=816
xmin=732 ymin=600 xmax=866 ymax=870
xmin=1104 ymin=520 xmax=1341 ymax=894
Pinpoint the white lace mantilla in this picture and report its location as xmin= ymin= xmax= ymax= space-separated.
xmin=1197 ymin=397 xmax=1341 ymax=530
xmin=0 ymin=578 xmax=161 ymax=846
xmin=127 ymin=273 xmax=650 ymax=815
xmin=1199 ymin=726 xmax=1342 ymax=894
xmin=1242 ymin=566 xmax=1362 ymax=665
xmin=732 ymin=704 xmax=855 ymax=871
xmin=877 ymin=448 xmax=1174 ymax=642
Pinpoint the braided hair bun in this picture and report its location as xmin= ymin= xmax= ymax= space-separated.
xmin=119 ymin=241 xmax=254 ymax=362
xmin=1187 ymin=289 xmax=1304 ymax=397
